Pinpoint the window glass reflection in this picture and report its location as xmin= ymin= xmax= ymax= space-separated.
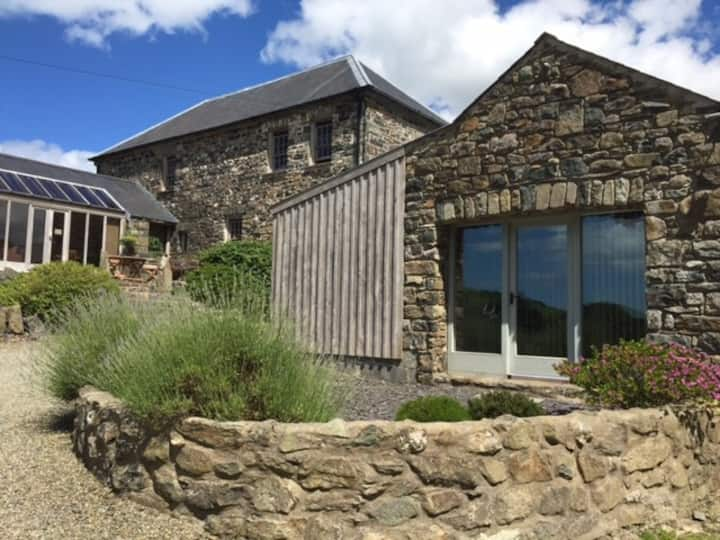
xmin=455 ymin=226 xmax=502 ymax=353
xmin=582 ymin=213 xmax=646 ymax=356
xmin=516 ymin=225 xmax=568 ymax=357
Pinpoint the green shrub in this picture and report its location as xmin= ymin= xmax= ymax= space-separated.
xmin=37 ymin=294 xmax=146 ymax=400
xmin=556 ymin=340 xmax=720 ymax=408
xmin=395 ymin=396 xmax=471 ymax=422
xmin=468 ymin=391 xmax=544 ymax=419
xmin=0 ymin=262 xmax=119 ymax=321
xmin=148 ymin=236 xmax=164 ymax=257
xmin=186 ymin=240 xmax=273 ymax=308
xmin=38 ymin=290 xmax=343 ymax=424
xmin=196 ymin=240 xmax=272 ymax=287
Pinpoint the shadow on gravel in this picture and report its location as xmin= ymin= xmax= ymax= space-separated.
xmin=34 ymin=408 xmax=75 ymax=433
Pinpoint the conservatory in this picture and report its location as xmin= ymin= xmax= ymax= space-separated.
xmin=0 ymin=152 xmax=177 ymax=272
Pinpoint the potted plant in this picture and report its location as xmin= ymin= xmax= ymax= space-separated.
xmin=120 ymin=235 xmax=138 ymax=256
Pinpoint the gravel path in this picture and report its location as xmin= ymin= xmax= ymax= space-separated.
xmin=0 ymin=339 xmax=211 ymax=540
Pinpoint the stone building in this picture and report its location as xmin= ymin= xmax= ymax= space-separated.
xmin=272 ymin=33 xmax=720 ymax=382
xmin=91 ymin=57 xmax=444 ymax=254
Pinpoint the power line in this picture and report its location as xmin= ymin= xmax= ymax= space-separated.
xmin=0 ymin=53 xmax=207 ymax=94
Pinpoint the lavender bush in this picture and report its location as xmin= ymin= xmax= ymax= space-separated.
xmin=556 ymin=340 xmax=720 ymax=408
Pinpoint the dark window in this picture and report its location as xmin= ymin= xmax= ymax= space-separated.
xmin=0 ymin=200 xmax=7 ymax=260
xmin=315 ymin=121 xmax=332 ymax=161
xmin=30 ymin=208 xmax=47 ymax=264
xmin=227 ymin=217 xmax=242 ymax=241
xmin=272 ymin=132 xmax=289 ymax=171
xmin=165 ymin=156 xmax=178 ymax=190
xmin=86 ymin=214 xmax=104 ymax=266
xmin=69 ymin=211 xmax=86 ymax=263
xmin=7 ymin=202 xmax=29 ymax=263
xmin=581 ymin=213 xmax=646 ymax=356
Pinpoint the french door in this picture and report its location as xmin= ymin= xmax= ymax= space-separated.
xmin=448 ymin=213 xmax=645 ymax=379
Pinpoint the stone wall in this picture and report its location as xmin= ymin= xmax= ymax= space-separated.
xmin=402 ymin=36 xmax=720 ymax=380
xmin=74 ymin=386 xmax=720 ymax=539
xmin=95 ymin=92 xmax=433 ymax=253
xmin=364 ymin=95 xmax=428 ymax=161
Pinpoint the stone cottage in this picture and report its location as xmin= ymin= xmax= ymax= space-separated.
xmin=271 ymin=33 xmax=720 ymax=383
xmin=91 ymin=56 xmax=445 ymax=254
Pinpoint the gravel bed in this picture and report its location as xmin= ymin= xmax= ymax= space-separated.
xmin=340 ymin=373 xmax=584 ymax=421
xmin=0 ymin=338 xmax=211 ymax=540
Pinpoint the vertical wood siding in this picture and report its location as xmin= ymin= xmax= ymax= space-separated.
xmin=272 ymin=152 xmax=405 ymax=360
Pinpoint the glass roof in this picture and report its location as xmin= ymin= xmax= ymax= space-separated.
xmin=0 ymin=170 xmax=124 ymax=213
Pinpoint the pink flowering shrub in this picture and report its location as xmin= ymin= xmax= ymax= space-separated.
xmin=555 ymin=340 xmax=720 ymax=408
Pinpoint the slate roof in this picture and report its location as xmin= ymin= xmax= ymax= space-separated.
xmin=0 ymin=152 xmax=177 ymax=224
xmin=92 ymin=56 xmax=446 ymax=158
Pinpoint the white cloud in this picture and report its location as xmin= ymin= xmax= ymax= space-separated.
xmin=0 ymin=0 xmax=254 ymax=47
xmin=0 ymin=140 xmax=96 ymax=172
xmin=261 ymin=0 xmax=720 ymax=119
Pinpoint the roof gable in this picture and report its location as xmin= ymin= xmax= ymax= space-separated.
xmin=451 ymin=33 xmax=720 ymax=130
xmin=93 ymin=56 xmax=445 ymax=159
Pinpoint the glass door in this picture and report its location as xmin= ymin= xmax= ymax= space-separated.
xmin=510 ymin=222 xmax=576 ymax=378
xmin=50 ymin=211 xmax=67 ymax=261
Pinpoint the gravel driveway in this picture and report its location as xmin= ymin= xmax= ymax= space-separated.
xmin=0 ymin=339 xmax=210 ymax=540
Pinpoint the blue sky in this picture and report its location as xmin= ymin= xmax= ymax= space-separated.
xmin=1 ymin=0 xmax=719 ymax=171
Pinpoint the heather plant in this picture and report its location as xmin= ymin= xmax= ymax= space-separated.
xmin=395 ymin=396 xmax=471 ymax=422
xmin=468 ymin=391 xmax=544 ymax=419
xmin=556 ymin=340 xmax=720 ymax=408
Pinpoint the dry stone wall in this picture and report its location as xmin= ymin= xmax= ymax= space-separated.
xmin=402 ymin=37 xmax=720 ymax=380
xmin=74 ymin=386 xmax=720 ymax=539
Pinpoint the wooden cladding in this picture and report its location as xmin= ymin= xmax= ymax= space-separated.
xmin=272 ymin=152 xmax=405 ymax=360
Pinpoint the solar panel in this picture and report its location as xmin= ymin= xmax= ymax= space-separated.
xmin=75 ymin=185 xmax=104 ymax=207
xmin=18 ymin=175 xmax=50 ymax=198
xmin=91 ymin=188 xmax=121 ymax=209
xmin=57 ymin=182 xmax=88 ymax=204
xmin=0 ymin=170 xmax=125 ymax=214
xmin=37 ymin=178 xmax=70 ymax=201
xmin=0 ymin=171 xmax=30 ymax=194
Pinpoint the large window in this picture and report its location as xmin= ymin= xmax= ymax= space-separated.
xmin=451 ymin=212 xmax=646 ymax=378
xmin=7 ymin=202 xmax=29 ymax=262
xmin=581 ymin=213 xmax=646 ymax=356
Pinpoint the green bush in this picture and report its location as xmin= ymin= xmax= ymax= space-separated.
xmin=38 ymin=291 xmax=343 ymax=424
xmin=395 ymin=396 xmax=471 ymax=422
xmin=186 ymin=240 xmax=273 ymax=308
xmin=556 ymin=340 xmax=720 ymax=408
xmin=148 ymin=236 xmax=164 ymax=257
xmin=468 ymin=391 xmax=544 ymax=419
xmin=0 ymin=262 xmax=119 ymax=320
xmin=197 ymin=240 xmax=272 ymax=287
